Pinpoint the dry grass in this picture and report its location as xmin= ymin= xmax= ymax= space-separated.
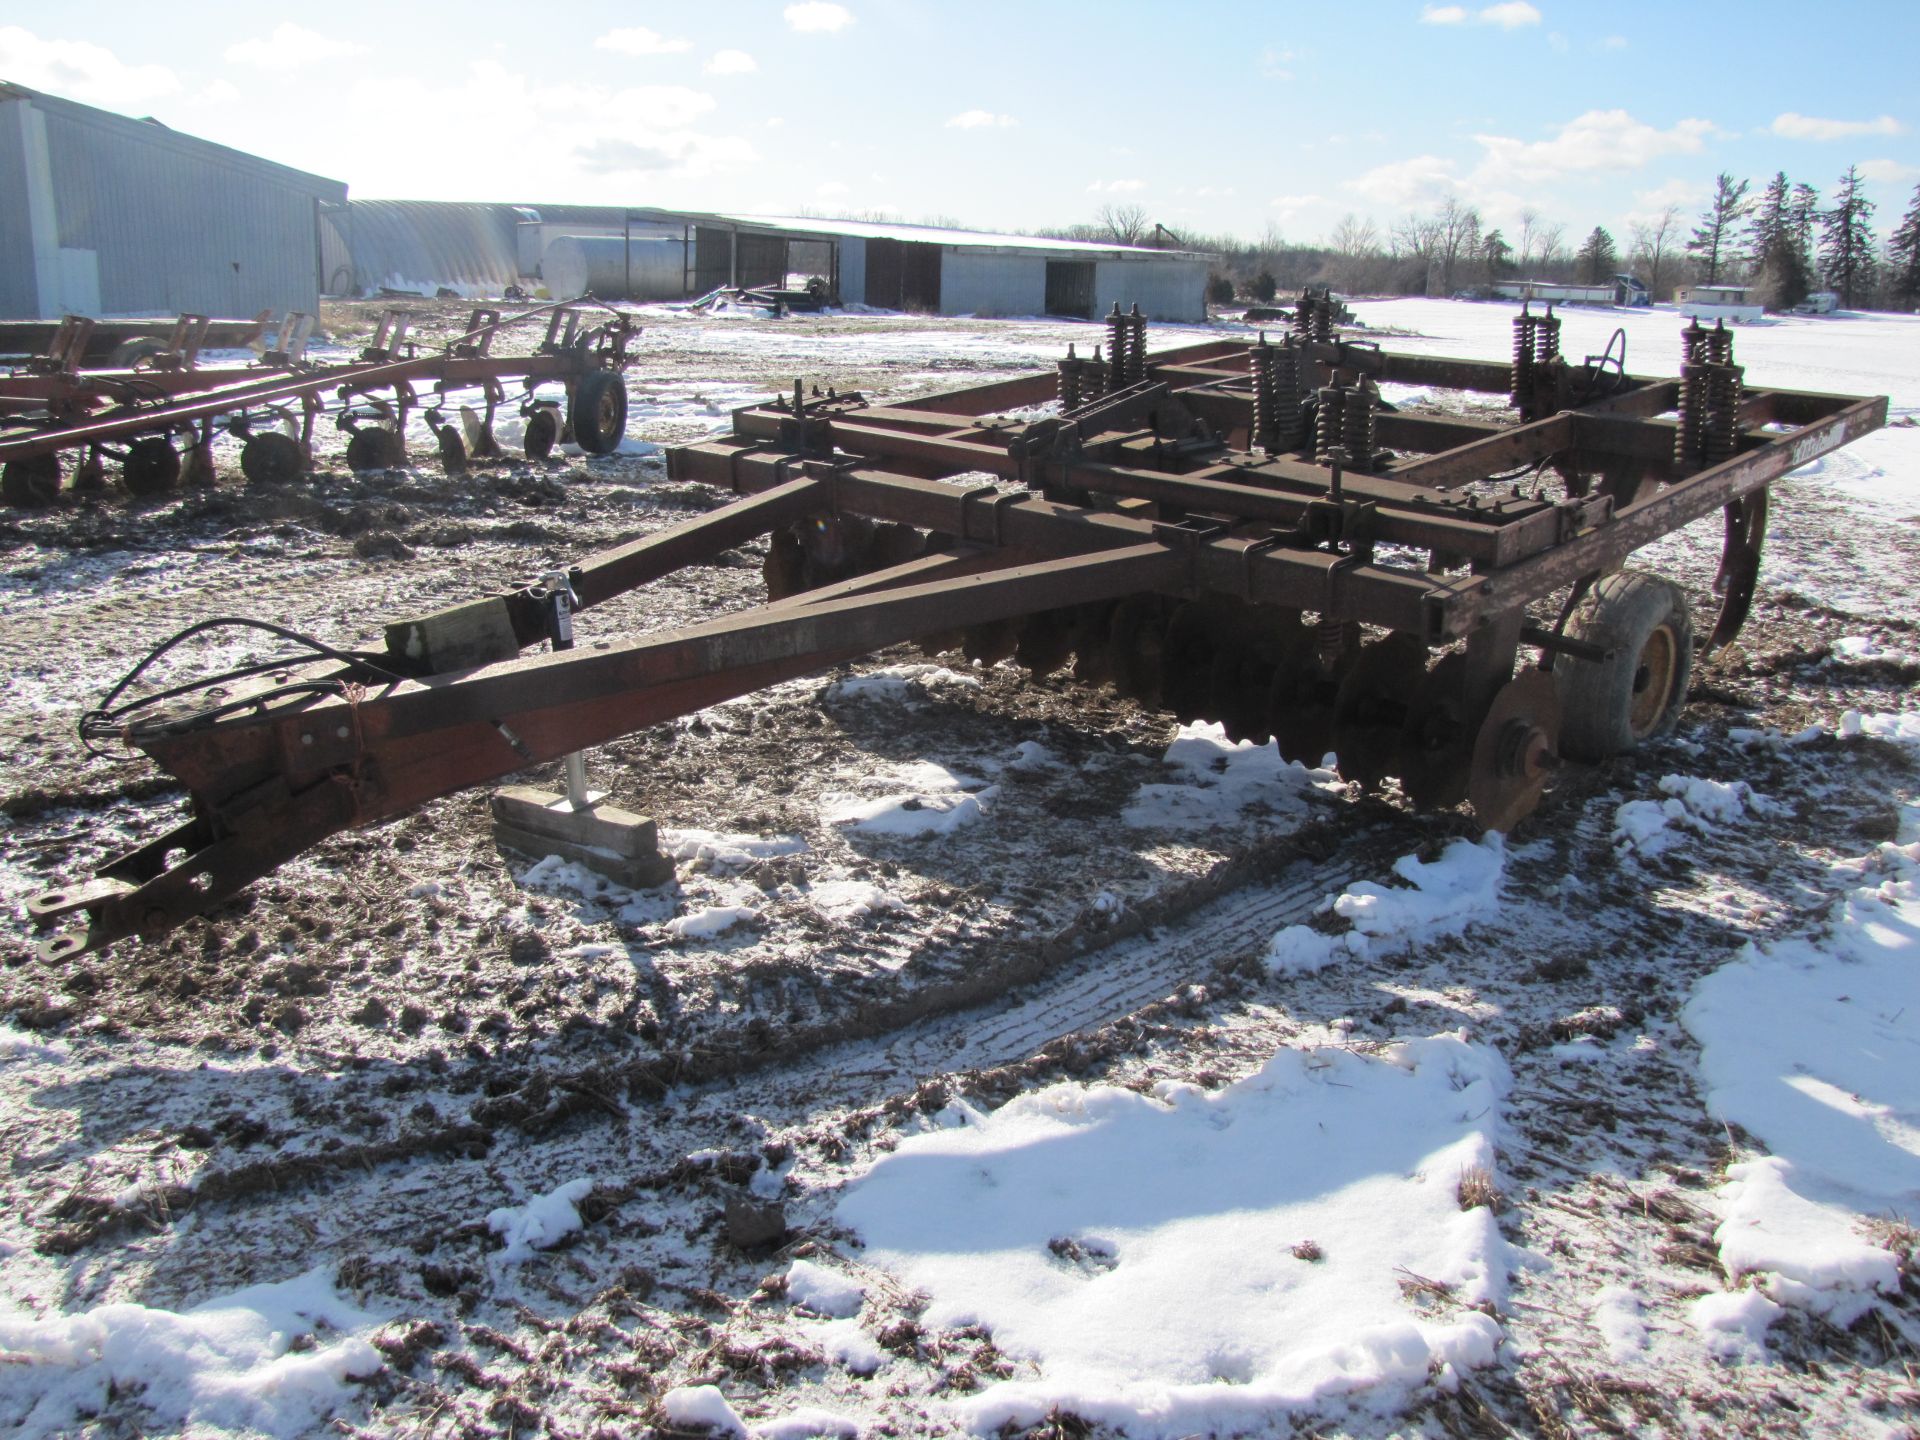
xmin=1457 ymin=1164 xmax=1505 ymax=1213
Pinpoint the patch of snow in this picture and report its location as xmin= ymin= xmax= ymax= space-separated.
xmin=0 ymin=1268 xmax=383 ymax=1439
xmin=806 ymin=880 xmax=905 ymax=922
xmin=1267 ymin=836 xmax=1505 ymax=975
xmin=662 ymin=828 xmax=810 ymax=873
xmin=1590 ymin=1285 xmax=1646 ymax=1361
xmin=1684 ymin=833 xmax=1920 ymax=1323
xmin=1840 ymin=708 xmax=1920 ymax=743
xmin=665 ymin=905 xmax=759 ymax=939
xmin=0 ymin=1025 xmax=69 ymax=1063
xmin=836 ymin=1032 xmax=1510 ymax=1435
xmin=1123 ymin=721 xmax=1326 ymax=831
xmin=822 ymin=664 xmax=982 ymax=706
xmin=487 ymin=1177 xmax=594 ymax=1261
xmin=752 ymin=1408 xmax=861 ymax=1439
xmin=1689 ymin=1288 xmax=1782 ymax=1360
xmin=785 ymin=1259 xmax=866 ymax=1318
xmin=661 ymin=1383 xmax=747 ymax=1435
xmin=823 ymin=759 xmax=998 ymax=838
xmin=797 ymin=1317 xmax=885 ymax=1374
xmin=1612 ymin=774 xmax=1774 ymax=857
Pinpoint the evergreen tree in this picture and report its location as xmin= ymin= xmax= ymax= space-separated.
xmin=1746 ymin=172 xmax=1809 ymax=309
xmin=1888 ymin=182 xmax=1920 ymax=310
xmin=1687 ymin=173 xmax=1750 ymax=284
xmin=1819 ymin=165 xmax=1877 ymax=308
xmin=1480 ymin=228 xmax=1513 ymax=282
xmin=1577 ymin=226 xmax=1617 ymax=284
xmin=1789 ymin=182 xmax=1821 ymax=271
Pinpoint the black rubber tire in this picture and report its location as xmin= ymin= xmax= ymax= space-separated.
xmin=2 ymin=454 xmax=60 ymax=507
xmin=108 ymin=337 xmax=169 ymax=368
xmin=240 ymin=431 xmax=305 ymax=485
xmin=123 ymin=436 xmax=181 ymax=495
xmin=345 ymin=427 xmax=402 ymax=472
xmin=569 ymin=370 xmax=628 ymax=455
xmin=1552 ymin=570 xmax=1695 ymax=761
xmin=523 ymin=408 xmax=559 ymax=460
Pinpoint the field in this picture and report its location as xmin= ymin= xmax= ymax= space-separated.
xmin=2 ymin=296 xmax=1919 ymax=1439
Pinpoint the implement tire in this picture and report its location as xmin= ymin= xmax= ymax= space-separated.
xmin=1552 ymin=570 xmax=1694 ymax=761
xmin=569 ymin=370 xmax=627 ymax=456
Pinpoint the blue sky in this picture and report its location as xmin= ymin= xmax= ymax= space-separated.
xmin=4 ymin=2 xmax=1916 ymax=243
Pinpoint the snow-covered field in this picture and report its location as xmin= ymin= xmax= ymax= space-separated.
xmin=2 ymin=297 xmax=1919 ymax=1438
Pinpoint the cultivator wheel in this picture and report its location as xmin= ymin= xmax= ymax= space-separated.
xmin=122 ymin=436 xmax=181 ymax=496
xmin=2 ymin=453 xmax=61 ymax=507
xmin=523 ymin=408 xmax=560 ymax=461
xmin=239 ymin=432 xmax=305 ymax=485
xmin=570 ymin=371 xmax=629 ymax=456
xmin=345 ymin=427 xmax=402 ymax=472
xmin=1552 ymin=571 xmax=1694 ymax=761
xmin=1468 ymin=671 xmax=1562 ymax=832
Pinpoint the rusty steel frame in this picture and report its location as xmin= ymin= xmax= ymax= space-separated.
xmin=27 ymin=317 xmax=1887 ymax=960
xmin=0 ymin=301 xmax=638 ymax=476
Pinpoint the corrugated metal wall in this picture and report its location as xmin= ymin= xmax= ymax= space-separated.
xmin=939 ymin=253 xmax=1046 ymax=318
xmin=1094 ymin=259 xmax=1208 ymax=323
xmin=326 ymin=201 xmax=521 ymax=296
xmin=1 ymin=88 xmax=345 ymax=320
xmin=0 ymin=103 xmax=38 ymax=317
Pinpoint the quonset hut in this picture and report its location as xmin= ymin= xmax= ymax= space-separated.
xmin=0 ymin=82 xmax=346 ymax=321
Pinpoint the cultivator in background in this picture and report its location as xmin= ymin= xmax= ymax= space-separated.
xmin=0 ymin=300 xmax=638 ymax=505
xmin=28 ymin=297 xmax=1885 ymax=960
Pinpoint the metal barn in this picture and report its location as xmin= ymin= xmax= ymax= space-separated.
xmin=0 ymin=82 xmax=346 ymax=321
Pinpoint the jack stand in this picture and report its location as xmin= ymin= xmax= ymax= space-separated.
xmin=489 ymin=570 xmax=675 ymax=890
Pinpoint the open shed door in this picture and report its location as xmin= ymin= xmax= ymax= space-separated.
xmin=1045 ymin=260 xmax=1095 ymax=319
xmin=866 ymin=239 xmax=942 ymax=312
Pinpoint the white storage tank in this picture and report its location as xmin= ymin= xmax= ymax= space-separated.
xmin=541 ymin=234 xmax=688 ymax=302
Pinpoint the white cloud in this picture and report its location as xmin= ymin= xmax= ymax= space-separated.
xmin=593 ymin=27 xmax=693 ymax=57
xmin=785 ymin=3 xmax=854 ymax=33
xmin=1478 ymin=2 xmax=1542 ymax=27
xmin=946 ymin=109 xmax=1017 ymax=129
xmin=1261 ymin=48 xmax=1295 ymax=79
xmin=1859 ymin=159 xmax=1920 ymax=186
xmin=1345 ymin=154 xmax=1460 ymax=209
xmin=1269 ymin=193 xmax=1326 ymax=220
xmin=0 ymin=25 xmax=180 ymax=105
xmin=1600 ymin=34 xmax=1628 ymax=49
xmin=705 ymin=49 xmax=757 ymax=75
xmin=223 ymin=22 xmax=364 ymax=70
xmin=1630 ymin=176 xmax=1705 ymax=214
xmin=817 ymin=180 xmax=851 ymax=197
xmin=1771 ymin=112 xmax=1905 ymax=142
xmin=185 ymin=78 xmax=243 ymax=108
xmin=766 ymin=116 xmax=787 ymax=129
xmin=1473 ymin=110 xmax=1716 ymax=185
xmin=1086 ymin=178 xmax=1147 ymax=194
xmin=1422 ymin=3 xmax=1537 ymax=24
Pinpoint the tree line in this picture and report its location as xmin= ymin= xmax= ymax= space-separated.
xmin=1057 ymin=174 xmax=1920 ymax=313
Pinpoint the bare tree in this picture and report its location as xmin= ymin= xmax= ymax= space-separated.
xmin=1628 ymin=203 xmax=1684 ymax=299
xmin=1096 ymin=203 xmax=1150 ymax=246
xmin=1328 ymin=213 xmax=1382 ymax=293
xmin=1535 ymin=221 xmax=1568 ymax=276
xmin=1435 ymin=196 xmax=1482 ymax=295
xmin=1517 ymin=207 xmax=1540 ymax=274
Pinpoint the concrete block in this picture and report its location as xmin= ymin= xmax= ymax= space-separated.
xmin=490 ymin=784 xmax=675 ymax=889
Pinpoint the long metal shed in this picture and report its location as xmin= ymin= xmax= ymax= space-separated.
xmin=0 ymin=81 xmax=346 ymax=321
xmin=622 ymin=210 xmax=1215 ymax=322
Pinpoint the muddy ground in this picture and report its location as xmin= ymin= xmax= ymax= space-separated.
xmin=2 ymin=299 xmax=1918 ymax=1438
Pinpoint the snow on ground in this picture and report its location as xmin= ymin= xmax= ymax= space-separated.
xmin=1684 ymin=791 xmax=1920 ymax=1328
xmin=1122 ymin=721 xmax=1330 ymax=832
xmin=835 ymin=1032 xmax=1508 ymax=1436
xmin=1266 ymin=835 xmax=1505 ymax=975
xmin=0 ymin=1269 xmax=384 ymax=1439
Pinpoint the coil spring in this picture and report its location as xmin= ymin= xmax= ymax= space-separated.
xmin=1271 ymin=340 xmax=1304 ymax=450
xmin=1294 ymin=291 xmax=1314 ymax=342
xmin=1703 ymin=361 xmax=1743 ymax=465
xmin=1314 ymin=383 xmax=1347 ymax=463
xmin=1706 ymin=320 xmax=1735 ymax=367
xmin=1084 ymin=346 xmax=1109 ymax=404
xmin=1681 ymin=319 xmax=1710 ymax=365
xmin=1250 ymin=336 xmax=1275 ymax=451
xmin=1316 ymin=616 xmax=1357 ymax=670
xmin=1127 ymin=305 xmax=1147 ymax=383
xmin=1511 ymin=308 xmax=1537 ymax=410
xmin=1058 ymin=343 xmax=1082 ymax=411
xmin=1534 ymin=308 xmax=1560 ymax=365
xmin=1341 ymin=377 xmax=1376 ymax=468
xmin=1313 ymin=295 xmax=1334 ymax=343
xmin=1107 ymin=305 xmax=1128 ymax=387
